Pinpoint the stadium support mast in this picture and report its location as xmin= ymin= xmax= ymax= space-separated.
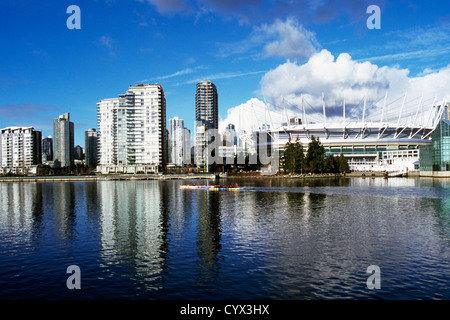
xmin=301 ymin=94 xmax=306 ymax=128
xmin=322 ymin=92 xmax=326 ymax=128
xmin=397 ymin=93 xmax=407 ymax=127
xmin=343 ymin=96 xmax=346 ymax=138
xmin=424 ymin=96 xmax=437 ymax=129
xmin=362 ymin=96 xmax=367 ymax=124
xmin=411 ymin=93 xmax=423 ymax=128
xmin=379 ymin=91 xmax=388 ymax=128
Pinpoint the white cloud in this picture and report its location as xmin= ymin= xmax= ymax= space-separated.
xmin=99 ymin=35 xmax=114 ymax=49
xmin=219 ymin=98 xmax=284 ymax=133
xmin=221 ymin=49 xmax=450 ymax=132
xmin=97 ymin=35 xmax=117 ymax=56
xmin=255 ymin=17 xmax=320 ymax=60
xmin=156 ymin=66 xmax=207 ymax=80
xmin=217 ymin=17 xmax=319 ymax=61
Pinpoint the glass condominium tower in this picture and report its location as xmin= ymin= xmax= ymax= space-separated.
xmin=195 ymin=80 xmax=218 ymax=172
xmin=53 ymin=113 xmax=74 ymax=168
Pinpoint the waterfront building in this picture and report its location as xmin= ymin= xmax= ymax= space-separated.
xmin=42 ymin=136 xmax=53 ymax=163
xmin=420 ymin=103 xmax=450 ymax=173
xmin=195 ymin=80 xmax=218 ymax=172
xmin=74 ymin=145 xmax=84 ymax=160
xmin=0 ymin=126 xmax=42 ymax=174
xmin=85 ymin=128 xmax=98 ymax=169
xmin=219 ymin=123 xmax=247 ymax=165
xmin=168 ymin=117 xmax=191 ymax=167
xmin=241 ymin=94 xmax=447 ymax=174
xmin=53 ymin=113 xmax=74 ymax=168
xmin=97 ymin=84 xmax=166 ymax=174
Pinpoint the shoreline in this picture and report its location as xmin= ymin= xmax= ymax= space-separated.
xmin=0 ymin=170 xmax=442 ymax=183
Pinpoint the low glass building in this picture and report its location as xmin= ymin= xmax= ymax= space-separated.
xmin=420 ymin=118 xmax=450 ymax=172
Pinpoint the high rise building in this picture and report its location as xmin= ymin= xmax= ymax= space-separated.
xmin=169 ymin=116 xmax=191 ymax=167
xmin=195 ymin=80 xmax=218 ymax=171
xmin=53 ymin=113 xmax=74 ymax=168
xmin=42 ymin=136 xmax=53 ymax=163
xmin=85 ymin=128 xmax=98 ymax=169
xmin=219 ymin=123 xmax=247 ymax=163
xmin=0 ymin=126 xmax=42 ymax=174
xmin=97 ymin=84 xmax=166 ymax=173
xmin=74 ymin=145 xmax=84 ymax=160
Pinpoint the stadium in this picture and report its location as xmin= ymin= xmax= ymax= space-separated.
xmin=240 ymin=92 xmax=448 ymax=174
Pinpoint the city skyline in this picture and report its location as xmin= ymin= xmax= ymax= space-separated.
xmin=1 ymin=1 xmax=450 ymax=148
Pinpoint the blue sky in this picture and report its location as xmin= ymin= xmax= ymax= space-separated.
xmin=0 ymin=0 xmax=449 ymax=147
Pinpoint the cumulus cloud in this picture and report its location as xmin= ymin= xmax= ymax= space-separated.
xmin=255 ymin=18 xmax=319 ymax=60
xmin=220 ymin=50 xmax=450 ymax=132
xmin=261 ymin=50 xmax=395 ymax=116
xmin=219 ymin=98 xmax=275 ymax=133
xmin=218 ymin=17 xmax=319 ymax=61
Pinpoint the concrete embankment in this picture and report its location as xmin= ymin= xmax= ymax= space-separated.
xmin=2 ymin=170 xmax=444 ymax=183
xmin=0 ymin=174 xmax=216 ymax=183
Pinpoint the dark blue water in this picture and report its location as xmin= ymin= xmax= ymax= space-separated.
xmin=0 ymin=177 xmax=449 ymax=300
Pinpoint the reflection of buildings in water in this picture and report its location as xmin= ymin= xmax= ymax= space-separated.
xmin=98 ymin=181 xmax=168 ymax=286
xmin=169 ymin=182 xmax=193 ymax=235
xmin=431 ymin=194 xmax=450 ymax=238
xmin=0 ymin=183 xmax=40 ymax=236
xmin=84 ymin=182 xmax=100 ymax=226
xmin=348 ymin=176 xmax=419 ymax=188
xmin=52 ymin=182 xmax=77 ymax=240
xmin=254 ymin=189 xmax=374 ymax=298
xmin=195 ymin=190 xmax=222 ymax=286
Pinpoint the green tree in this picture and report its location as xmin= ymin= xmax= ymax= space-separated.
xmin=282 ymin=138 xmax=305 ymax=173
xmin=325 ymin=154 xmax=339 ymax=173
xmin=338 ymin=153 xmax=350 ymax=173
xmin=306 ymin=136 xmax=326 ymax=173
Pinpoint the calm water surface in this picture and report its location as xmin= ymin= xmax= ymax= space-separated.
xmin=0 ymin=177 xmax=449 ymax=300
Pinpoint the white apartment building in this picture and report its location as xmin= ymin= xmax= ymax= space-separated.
xmin=97 ymin=84 xmax=166 ymax=174
xmin=168 ymin=117 xmax=190 ymax=167
xmin=0 ymin=126 xmax=42 ymax=174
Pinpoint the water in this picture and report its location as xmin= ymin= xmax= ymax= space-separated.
xmin=0 ymin=177 xmax=449 ymax=300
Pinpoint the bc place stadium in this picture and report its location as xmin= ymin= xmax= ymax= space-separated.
xmin=239 ymin=92 xmax=449 ymax=175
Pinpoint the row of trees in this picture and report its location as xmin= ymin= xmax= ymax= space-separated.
xmin=281 ymin=136 xmax=350 ymax=174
